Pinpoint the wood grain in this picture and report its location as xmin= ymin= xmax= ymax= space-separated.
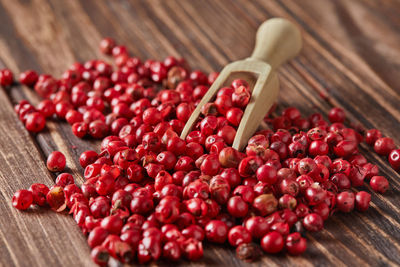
xmin=0 ymin=0 xmax=399 ymax=266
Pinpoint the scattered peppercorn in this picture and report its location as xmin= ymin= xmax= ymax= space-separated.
xmin=9 ymin=37 xmax=395 ymax=265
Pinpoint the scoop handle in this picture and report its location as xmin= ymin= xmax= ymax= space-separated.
xmin=249 ymin=18 xmax=302 ymax=69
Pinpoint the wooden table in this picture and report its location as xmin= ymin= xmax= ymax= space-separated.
xmin=0 ymin=0 xmax=399 ymax=266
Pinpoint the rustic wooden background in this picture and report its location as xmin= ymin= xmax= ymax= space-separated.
xmin=0 ymin=0 xmax=399 ymax=266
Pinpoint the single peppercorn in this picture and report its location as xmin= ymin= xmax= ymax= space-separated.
xmin=285 ymin=232 xmax=307 ymax=255
xmin=79 ymin=150 xmax=98 ymax=168
xmin=303 ymin=213 xmax=324 ymax=232
xmin=370 ymin=176 xmax=389 ymax=193
xmin=228 ymin=225 xmax=252 ymax=247
xmin=205 ymin=220 xmax=228 ymax=244
xmin=46 ymin=151 xmax=66 ymax=172
xmin=55 ymin=173 xmax=74 ymax=187
xmin=365 ymin=129 xmax=382 ymax=145
xmin=336 ymin=191 xmax=355 ymax=212
xmin=0 ymin=69 xmax=13 ymax=86
xmin=12 ymin=189 xmax=33 ymax=210
xmin=29 ymin=183 xmax=49 ymax=206
xmin=388 ymin=149 xmax=400 ymax=171
xmin=24 ymin=112 xmax=46 ymax=133
xmin=328 ymin=107 xmax=346 ymax=123
xmin=90 ymin=245 xmax=109 ymax=266
xmin=19 ymin=70 xmax=39 ymax=86
xmin=355 ymin=191 xmax=371 ymax=212
xmin=374 ymin=137 xmax=396 ymax=156
xmin=261 ymin=231 xmax=284 ymax=254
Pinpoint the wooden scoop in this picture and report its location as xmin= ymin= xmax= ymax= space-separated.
xmin=180 ymin=18 xmax=302 ymax=151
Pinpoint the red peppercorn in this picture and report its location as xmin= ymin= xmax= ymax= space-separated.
xmin=101 ymin=215 xmax=123 ymax=235
xmin=355 ymin=191 xmax=371 ymax=212
xmin=256 ymin=164 xmax=277 ymax=184
xmin=25 ymin=112 xmax=46 ymax=132
xmin=226 ymin=107 xmax=244 ymax=126
xmin=37 ymin=100 xmax=55 ymax=118
xmin=65 ymin=110 xmax=83 ymax=125
xmin=238 ymin=156 xmax=263 ymax=177
xmin=200 ymin=154 xmax=220 ymax=176
xmin=252 ymin=194 xmax=278 ymax=216
xmin=46 ymin=186 xmax=66 ymax=212
xmin=334 ymin=140 xmax=357 ymax=157
xmin=370 ymin=176 xmax=389 ymax=193
xmin=47 ymin=151 xmax=66 ymax=172
xmin=282 ymin=107 xmax=301 ymax=121
xmin=79 ymin=150 xmax=99 ymax=168
xmin=55 ymin=173 xmax=74 ymax=187
xmin=217 ymin=125 xmax=236 ymax=145
xmin=336 ymin=191 xmax=355 ymax=212
xmin=309 ymin=140 xmax=329 ymax=156
xmin=156 ymin=151 xmax=177 ymax=170
xmin=163 ymin=241 xmax=181 ymax=261
xmin=96 ymin=174 xmax=115 ymax=196
xmin=182 ymin=225 xmax=205 ymax=241
xmin=72 ymin=122 xmax=88 ymax=138
xmin=330 ymin=173 xmax=351 ymax=190
xmin=90 ymin=197 xmax=110 ymax=218
xmin=0 ymin=69 xmax=13 ymax=86
xmin=228 ymin=225 xmax=252 ymax=247
xmin=232 ymin=85 xmax=251 ymax=108
xmin=12 ymin=189 xmax=33 ymax=210
xmin=10 ymin=42 xmax=400 ymax=265
xmin=55 ymin=102 xmax=73 ymax=119
xmin=90 ymin=245 xmax=109 ymax=266
xmin=205 ymin=220 xmax=228 ymax=244
xmin=29 ymin=183 xmax=49 ymax=206
xmin=279 ymin=179 xmax=300 ymax=197
xmin=181 ymin=238 xmax=203 ymax=261
xmin=328 ymin=107 xmax=345 ymax=123
xmin=261 ymin=231 xmax=284 ymax=254
xmin=88 ymin=226 xmax=109 ymax=248
xmin=303 ymin=213 xmax=324 ymax=232
xmin=20 ymin=70 xmax=39 ymax=86
xmin=285 ymin=232 xmax=307 ymax=255
xmin=227 ymin=196 xmax=249 ymax=218
xmin=388 ymin=149 xmax=400 ymax=170
xmin=120 ymin=229 xmax=141 ymax=249
xmin=99 ymin=37 xmax=116 ymax=55
xmin=279 ymin=194 xmax=297 ymax=210
xmin=374 ymin=137 xmax=396 ymax=156
xmin=365 ymin=129 xmax=382 ymax=146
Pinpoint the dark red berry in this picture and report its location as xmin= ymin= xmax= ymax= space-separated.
xmin=25 ymin=112 xmax=46 ymax=132
xmin=374 ymin=137 xmax=396 ymax=156
xmin=365 ymin=129 xmax=382 ymax=146
xmin=0 ymin=69 xmax=13 ymax=86
xmin=12 ymin=189 xmax=33 ymax=210
xmin=285 ymin=232 xmax=307 ymax=255
xmin=336 ymin=191 xmax=355 ymax=212
xmin=47 ymin=151 xmax=66 ymax=172
xmin=328 ymin=107 xmax=345 ymax=123
xmin=261 ymin=231 xmax=284 ymax=254
xmin=205 ymin=220 xmax=228 ymax=244
xmin=388 ymin=149 xmax=400 ymax=170
xmin=370 ymin=176 xmax=389 ymax=193
xmin=355 ymin=191 xmax=371 ymax=212
xmin=228 ymin=225 xmax=251 ymax=247
xmin=20 ymin=70 xmax=39 ymax=86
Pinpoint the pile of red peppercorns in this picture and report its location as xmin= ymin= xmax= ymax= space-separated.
xmin=5 ymin=36 xmax=398 ymax=265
